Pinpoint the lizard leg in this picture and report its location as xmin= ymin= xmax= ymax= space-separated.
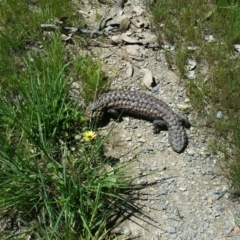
xmin=178 ymin=114 xmax=191 ymax=128
xmin=153 ymin=119 xmax=167 ymax=134
xmin=106 ymin=109 xmax=123 ymax=121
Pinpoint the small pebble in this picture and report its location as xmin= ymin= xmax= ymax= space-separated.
xmin=216 ymin=111 xmax=223 ymax=119
xmin=208 ymin=197 xmax=213 ymax=204
xmin=74 ymin=135 xmax=81 ymax=140
xmin=179 ymin=186 xmax=188 ymax=191
xmin=137 ymin=178 xmax=148 ymax=185
xmin=125 ymin=137 xmax=132 ymax=141
xmin=111 ymin=227 xmax=122 ymax=234
xmin=160 ymin=187 xmax=168 ymax=195
xmin=161 ymin=203 xmax=167 ymax=210
xmin=152 ymin=86 xmax=159 ymax=93
xmin=173 ymin=209 xmax=179 ymax=216
xmin=177 ymin=103 xmax=191 ymax=111
xmin=169 ymin=226 xmax=176 ymax=234
xmin=187 ymin=148 xmax=195 ymax=156
xmin=207 ymin=167 xmax=213 ymax=174
xmin=162 ymin=214 xmax=169 ymax=220
xmin=138 ymin=138 xmax=146 ymax=143
xmin=233 ymin=226 xmax=240 ymax=234
xmin=122 ymin=226 xmax=131 ymax=235
xmin=146 ymin=148 xmax=153 ymax=152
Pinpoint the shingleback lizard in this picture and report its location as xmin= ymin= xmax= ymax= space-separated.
xmin=86 ymin=90 xmax=191 ymax=153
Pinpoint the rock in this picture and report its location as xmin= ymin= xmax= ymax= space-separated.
xmin=177 ymin=103 xmax=191 ymax=111
xmin=160 ymin=187 xmax=168 ymax=195
xmin=121 ymin=34 xmax=140 ymax=44
xmin=111 ymin=35 xmax=122 ymax=44
xmin=141 ymin=33 xmax=157 ymax=44
xmin=125 ymin=45 xmax=142 ymax=56
xmin=234 ymin=44 xmax=240 ymax=52
xmin=187 ymin=46 xmax=198 ymax=51
xmin=233 ymin=226 xmax=240 ymax=234
xmin=125 ymin=136 xmax=132 ymax=141
xmin=152 ymin=86 xmax=159 ymax=93
xmin=126 ymin=63 xmax=134 ymax=77
xmin=179 ymin=186 xmax=188 ymax=191
xmin=216 ymin=111 xmax=223 ymax=119
xmin=161 ymin=203 xmax=167 ymax=210
xmin=162 ymin=214 xmax=168 ymax=220
xmin=132 ymin=5 xmax=144 ymax=16
xmin=187 ymin=59 xmax=197 ymax=71
xmin=75 ymin=135 xmax=81 ymax=140
xmin=137 ymin=178 xmax=148 ymax=185
xmin=162 ymin=70 xmax=179 ymax=83
xmin=205 ymin=35 xmax=214 ymax=42
xmin=142 ymin=68 xmax=153 ymax=90
xmin=226 ymin=225 xmax=234 ymax=234
xmin=169 ymin=226 xmax=176 ymax=234
xmin=208 ymin=197 xmax=213 ymax=204
xmin=111 ymin=227 xmax=122 ymax=234
xmin=138 ymin=138 xmax=146 ymax=143
xmin=122 ymin=226 xmax=131 ymax=235
xmin=187 ymin=148 xmax=195 ymax=156
xmin=187 ymin=70 xmax=195 ymax=79
xmin=207 ymin=167 xmax=213 ymax=174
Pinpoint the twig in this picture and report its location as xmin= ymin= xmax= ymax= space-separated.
xmin=41 ymin=23 xmax=111 ymax=37
xmin=40 ymin=24 xmax=57 ymax=31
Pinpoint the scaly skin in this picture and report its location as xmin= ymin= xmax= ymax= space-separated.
xmin=86 ymin=90 xmax=190 ymax=153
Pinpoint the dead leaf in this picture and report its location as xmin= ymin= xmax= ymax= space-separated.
xmin=125 ymin=45 xmax=141 ymax=56
xmin=119 ymin=17 xmax=130 ymax=32
xmin=141 ymin=33 xmax=157 ymax=44
xmin=99 ymin=16 xmax=112 ymax=30
xmin=115 ymin=0 xmax=125 ymax=8
xmin=121 ymin=34 xmax=140 ymax=44
xmin=114 ymin=4 xmax=123 ymax=16
xmin=106 ymin=15 xmax=126 ymax=26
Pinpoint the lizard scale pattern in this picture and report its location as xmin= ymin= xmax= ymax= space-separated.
xmin=87 ymin=90 xmax=190 ymax=153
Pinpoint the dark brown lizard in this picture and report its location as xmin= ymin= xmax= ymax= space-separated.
xmin=86 ymin=90 xmax=191 ymax=153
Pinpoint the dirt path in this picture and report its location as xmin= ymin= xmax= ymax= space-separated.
xmin=80 ymin=1 xmax=240 ymax=239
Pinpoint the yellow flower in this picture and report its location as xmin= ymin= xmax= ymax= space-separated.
xmin=82 ymin=131 xmax=97 ymax=141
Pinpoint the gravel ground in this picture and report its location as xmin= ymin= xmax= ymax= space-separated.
xmin=81 ymin=0 xmax=240 ymax=239
xmin=1 ymin=1 xmax=239 ymax=239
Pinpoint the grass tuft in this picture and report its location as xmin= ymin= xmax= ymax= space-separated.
xmin=0 ymin=0 xmax=141 ymax=238
xmin=0 ymin=55 xmax=140 ymax=239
